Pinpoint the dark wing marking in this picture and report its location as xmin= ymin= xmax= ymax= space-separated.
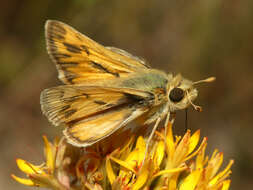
xmin=45 ymin=20 xmax=149 ymax=85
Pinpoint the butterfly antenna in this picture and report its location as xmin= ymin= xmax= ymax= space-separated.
xmin=186 ymin=91 xmax=202 ymax=112
xmin=188 ymin=76 xmax=215 ymax=111
xmin=193 ymin=76 xmax=216 ymax=85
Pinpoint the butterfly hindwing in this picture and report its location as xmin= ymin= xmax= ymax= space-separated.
xmin=45 ymin=20 xmax=149 ymax=85
xmin=64 ymin=104 xmax=147 ymax=147
xmin=40 ymin=85 xmax=152 ymax=146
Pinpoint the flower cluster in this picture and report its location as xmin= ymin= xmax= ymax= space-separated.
xmin=12 ymin=122 xmax=233 ymax=190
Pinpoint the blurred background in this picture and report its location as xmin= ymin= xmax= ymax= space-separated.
xmin=1 ymin=0 xmax=252 ymax=189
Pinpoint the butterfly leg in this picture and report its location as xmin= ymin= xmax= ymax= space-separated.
xmin=141 ymin=117 xmax=161 ymax=169
xmin=164 ymin=112 xmax=170 ymax=138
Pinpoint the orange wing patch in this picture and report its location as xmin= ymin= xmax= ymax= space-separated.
xmin=45 ymin=20 xmax=149 ymax=85
xmin=64 ymin=105 xmax=147 ymax=147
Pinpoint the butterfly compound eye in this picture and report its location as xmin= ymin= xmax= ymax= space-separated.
xmin=169 ymin=88 xmax=184 ymax=102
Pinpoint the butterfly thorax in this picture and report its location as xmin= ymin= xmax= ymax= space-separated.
xmin=107 ymin=69 xmax=169 ymax=106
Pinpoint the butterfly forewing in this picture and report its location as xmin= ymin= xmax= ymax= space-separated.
xmin=45 ymin=20 xmax=149 ymax=84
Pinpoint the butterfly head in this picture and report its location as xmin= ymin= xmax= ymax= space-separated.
xmin=167 ymin=74 xmax=215 ymax=112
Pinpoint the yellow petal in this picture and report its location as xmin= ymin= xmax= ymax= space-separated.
xmin=221 ymin=180 xmax=231 ymax=190
xmin=106 ymin=156 xmax=116 ymax=185
xmin=166 ymin=122 xmax=175 ymax=159
xmin=184 ymin=137 xmax=207 ymax=163
xmin=16 ymin=159 xmax=44 ymax=175
xmin=132 ymin=162 xmax=149 ymax=190
xmin=11 ymin=174 xmax=36 ymax=186
xmin=153 ymin=141 xmax=165 ymax=167
xmin=43 ymin=136 xmax=55 ymax=172
xmin=188 ymin=130 xmax=200 ymax=154
xmin=110 ymin=156 xmax=136 ymax=174
xmin=153 ymin=166 xmax=187 ymax=178
xmin=210 ymin=149 xmax=219 ymax=160
xmin=209 ymin=152 xmax=224 ymax=179
xmin=168 ymin=173 xmax=179 ymax=190
xmin=28 ymin=173 xmax=60 ymax=188
xmin=205 ymin=151 xmax=223 ymax=181
xmin=196 ymin=142 xmax=207 ymax=169
xmin=122 ymin=136 xmax=145 ymax=170
xmin=135 ymin=136 xmax=146 ymax=162
xmin=12 ymin=173 xmax=56 ymax=188
xmin=53 ymin=136 xmax=60 ymax=146
xmin=175 ymin=135 xmax=182 ymax=145
xmin=173 ymin=132 xmax=190 ymax=165
xmin=179 ymin=169 xmax=202 ymax=190
xmin=209 ymin=160 xmax=234 ymax=186
xmin=123 ymin=150 xmax=140 ymax=170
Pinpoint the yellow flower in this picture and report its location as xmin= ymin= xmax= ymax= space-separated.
xmin=12 ymin=123 xmax=234 ymax=190
xmin=105 ymin=122 xmax=233 ymax=190
xmin=12 ymin=136 xmax=78 ymax=189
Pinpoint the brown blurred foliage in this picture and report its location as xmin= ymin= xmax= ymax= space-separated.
xmin=1 ymin=0 xmax=252 ymax=189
